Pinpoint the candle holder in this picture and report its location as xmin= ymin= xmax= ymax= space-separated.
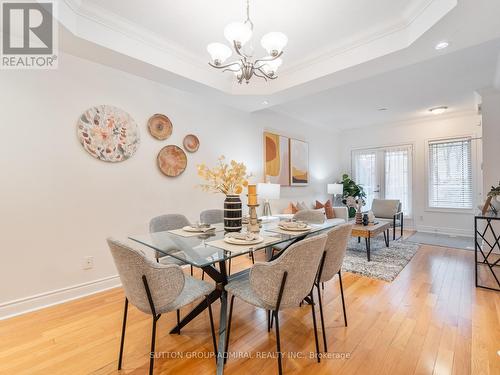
xmin=247 ymin=204 xmax=260 ymax=233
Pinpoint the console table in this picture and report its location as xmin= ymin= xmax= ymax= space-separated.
xmin=474 ymin=213 xmax=500 ymax=291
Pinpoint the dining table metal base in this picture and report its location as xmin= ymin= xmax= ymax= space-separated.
xmin=168 ymin=260 xmax=229 ymax=375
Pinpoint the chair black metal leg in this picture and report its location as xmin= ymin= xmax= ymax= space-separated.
xmin=202 ymin=270 xmax=205 ymax=280
xmin=322 ymin=282 xmax=325 ymax=290
xmin=250 ymin=251 xmax=255 ymax=264
xmin=206 ymin=296 xmax=217 ymax=363
xmin=401 ymin=214 xmax=404 ymax=238
xmin=316 ymin=284 xmax=327 ymax=352
xmin=176 ymin=309 xmax=181 ymax=335
xmin=228 ymin=258 xmax=232 ymax=275
xmin=274 ymin=310 xmax=283 ymax=375
xmin=118 ymin=298 xmax=128 ymax=370
xmin=338 ymin=271 xmax=347 ymax=327
xmin=149 ymin=315 xmax=160 ymax=375
xmin=358 ymin=236 xmax=360 ymax=243
xmin=224 ymin=295 xmax=235 ymax=364
xmin=267 ymin=310 xmax=271 ymax=332
xmin=190 ymin=265 xmax=193 ymax=276
xmin=310 ymin=292 xmax=321 ymax=363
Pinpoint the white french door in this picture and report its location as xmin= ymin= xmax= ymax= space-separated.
xmin=352 ymin=145 xmax=412 ymax=216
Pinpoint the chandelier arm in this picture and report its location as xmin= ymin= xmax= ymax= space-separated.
xmin=256 ymin=67 xmax=278 ymax=80
xmin=253 ymin=70 xmax=268 ymax=82
xmin=254 ymin=51 xmax=284 ymax=66
xmin=233 ymin=41 xmax=249 ymax=60
xmin=222 ymin=67 xmax=241 ymax=73
xmin=208 ymin=61 xmax=242 ymax=70
xmin=244 ymin=0 xmax=254 ymax=30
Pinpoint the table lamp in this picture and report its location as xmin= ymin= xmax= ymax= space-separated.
xmin=257 ymin=183 xmax=280 ymax=217
xmin=327 ymin=183 xmax=343 ymax=205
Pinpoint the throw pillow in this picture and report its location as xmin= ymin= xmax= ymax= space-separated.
xmin=315 ymin=200 xmax=335 ymax=219
xmin=283 ymin=202 xmax=298 ymax=214
xmin=296 ymin=201 xmax=309 ymax=211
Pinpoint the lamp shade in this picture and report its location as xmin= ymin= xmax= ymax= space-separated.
xmin=207 ymin=43 xmax=232 ymax=64
xmin=224 ymin=22 xmax=252 ymax=47
xmin=327 ymin=183 xmax=343 ymax=195
xmin=260 ymin=57 xmax=282 ymax=75
xmin=257 ymin=183 xmax=280 ymax=200
xmin=261 ymin=32 xmax=288 ymax=56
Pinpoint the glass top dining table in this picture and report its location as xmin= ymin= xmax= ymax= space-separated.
xmin=128 ymin=219 xmax=339 ymax=375
xmin=129 ymin=220 xmax=338 ymax=268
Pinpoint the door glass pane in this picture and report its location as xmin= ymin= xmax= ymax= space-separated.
xmin=353 ymin=151 xmax=377 ymax=210
xmin=385 ymin=147 xmax=411 ymax=215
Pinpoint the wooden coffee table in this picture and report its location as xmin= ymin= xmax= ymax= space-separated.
xmin=351 ymin=222 xmax=390 ymax=261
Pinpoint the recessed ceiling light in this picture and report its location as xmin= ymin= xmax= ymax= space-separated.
xmin=262 ymin=100 xmax=269 ymax=105
xmin=429 ymin=106 xmax=448 ymax=115
xmin=378 ymin=108 xmax=388 ymax=111
xmin=435 ymin=41 xmax=449 ymax=50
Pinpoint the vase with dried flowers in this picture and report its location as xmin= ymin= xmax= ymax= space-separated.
xmin=197 ymin=156 xmax=251 ymax=232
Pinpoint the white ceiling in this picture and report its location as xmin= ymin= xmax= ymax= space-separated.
xmin=57 ymin=0 xmax=457 ymax=94
xmin=56 ymin=0 xmax=500 ymax=131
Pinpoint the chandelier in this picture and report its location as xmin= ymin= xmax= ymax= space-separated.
xmin=206 ymin=0 xmax=288 ymax=84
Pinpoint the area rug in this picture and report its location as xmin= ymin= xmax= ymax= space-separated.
xmin=342 ymin=237 xmax=419 ymax=282
xmin=406 ymin=231 xmax=474 ymax=251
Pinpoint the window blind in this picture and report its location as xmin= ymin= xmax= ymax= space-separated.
xmin=428 ymin=138 xmax=472 ymax=209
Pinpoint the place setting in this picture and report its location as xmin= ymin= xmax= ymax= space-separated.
xmin=206 ymin=231 xmax=278 ymax=253
xmin=168 ymin=222 xmax=223 ymax=237
xmin=267 ymin=220 xmax=313 ymax=235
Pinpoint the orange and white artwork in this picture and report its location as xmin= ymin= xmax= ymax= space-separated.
xmin=290 ymin=138 xmax=309 ymax=186
xmin=77 ymin=105 xmax=140 ymax=162
xmin=264 ymin=132 xmax=289 ymax=186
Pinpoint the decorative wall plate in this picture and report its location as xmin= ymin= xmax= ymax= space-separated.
xmin=147 ymin=114 xmax=173 ymax=140
xmin=183 ymin=134 xmax=200 ymax=152
xmin=77 ymin=105 xmax=140 ymax=162
xmin=157 ymin=145 xmax=187 ymax=177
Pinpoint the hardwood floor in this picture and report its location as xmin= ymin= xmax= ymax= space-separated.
xmin=1 ymin=239 xmax=499 ymax=375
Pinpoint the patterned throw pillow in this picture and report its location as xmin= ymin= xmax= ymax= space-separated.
xmin=315 ymin=200 xmax=335 ymax=219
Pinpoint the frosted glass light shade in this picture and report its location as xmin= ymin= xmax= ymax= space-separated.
xmin=260 ymin=57 xmax=282 ymax=75
xmin=224 ymin=22 xmax=252 ymax=46
xmin=207 ymin=43 xmax=232 ymax=64
xmin=257 ymin=183 xmax=280 ymax=200
xmin=327 ymin=183 xmax=343 ymax=195
xmin=261 ymin=32 xmax=288 ymax=56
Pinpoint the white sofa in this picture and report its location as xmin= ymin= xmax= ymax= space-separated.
xmin=274 ymin=206 xmax=348 ymax=226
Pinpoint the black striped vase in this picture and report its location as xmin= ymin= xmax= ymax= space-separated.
xmin=224 ymin=195 xmax=242 ymax=232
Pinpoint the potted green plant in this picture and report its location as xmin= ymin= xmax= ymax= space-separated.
xmin=340 ymin=174 xmax=367 ymax=218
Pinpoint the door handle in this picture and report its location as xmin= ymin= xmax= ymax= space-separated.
xmin=373 ymin=190 xmax=380 ymax=193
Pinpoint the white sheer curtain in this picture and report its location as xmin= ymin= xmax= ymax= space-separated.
xmin=352 ymin=150 xmax=376 ymax=211
xmin=352 ymin=145 xmax=412 ymax=215
xmin=428 ymin=138 xmax=472 ymax=209
xmin=384 ymin=146 xmax=411 ymax=215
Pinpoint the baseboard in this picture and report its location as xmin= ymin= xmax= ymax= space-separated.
xmin=0 ymin=275 xmax=122 ymax=320
xmin=415 ymin=225 xmax=473 ymax=237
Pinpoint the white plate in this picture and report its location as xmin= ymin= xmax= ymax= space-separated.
xmin=224 ymin=236 xmax=264 ymax=245
xmin=182 ymin=225 xmax=212 ymax=233
xmin=278 ymin=224 xmax=312 ymax=232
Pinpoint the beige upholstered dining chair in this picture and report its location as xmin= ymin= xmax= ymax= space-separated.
xmin=293 ymin=209 xmax=326 ymax=224
xmin=107 ymin=238 xmax=217 ymax=375
xmin=224 ymin=234 xmax=328 ymax=375
xmin=199 ymin=209 xmax=224 ymax=225
xmin=315 ymin=223 xmax=353 ymax=352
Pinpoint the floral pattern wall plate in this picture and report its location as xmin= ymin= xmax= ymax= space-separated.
xmin=157 ymin=145 xmax=187 ymax=177
xmin=147 ymin=114 xmax=173 ymax=140
xmin=183 ymin=134 xmax=200 ymax=152
xmin=77 ymin=105 xmax=140 ymax=162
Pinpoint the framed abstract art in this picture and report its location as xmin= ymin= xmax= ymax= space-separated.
xmin=264 ymin=131 xmax=290 ymax=186
xmin=289 ymin=138 xmax=309 ymax=186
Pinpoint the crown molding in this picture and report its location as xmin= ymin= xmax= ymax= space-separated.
xmin=56 ymin=0 xmax=456 ymax=96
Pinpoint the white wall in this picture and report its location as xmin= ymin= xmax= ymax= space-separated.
xmin=0 ymin=52 xmax=340 ymax=318
xmin=480 ymin=89 xmax=500 ymax=195
xmin=338 ymin=114 xmax=482 ymax=236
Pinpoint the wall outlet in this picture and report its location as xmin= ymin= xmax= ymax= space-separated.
xmin=83 ymin=256 xmax=94 ymax=270
xmin=419 ymin=215 xmax=424 ymax=221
